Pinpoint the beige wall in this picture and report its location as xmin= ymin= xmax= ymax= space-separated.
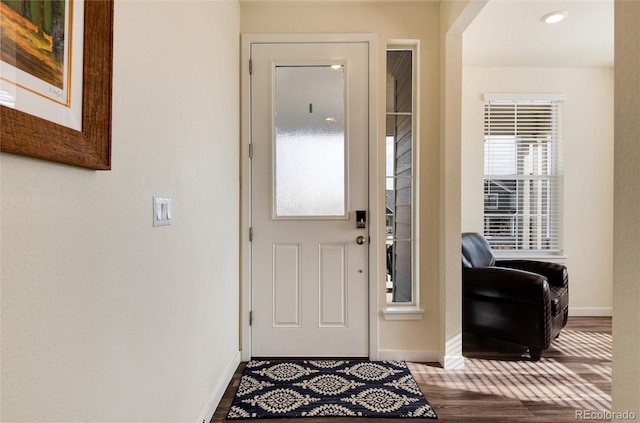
xmin=241 ymin=1 xmax=443 ymax=354
xmin=462 ymin=66 xmax=614 ymax=315
xmin=439 ymin=0 xmax=488 ymax=369
xmin=0 ymin=1 xmax=240 ymax=421
xmin=613 ymin=0 xmax=640 ymax=414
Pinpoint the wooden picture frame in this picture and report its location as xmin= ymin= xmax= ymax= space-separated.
xmin=1 ymin=0 xmax=114 ymax=170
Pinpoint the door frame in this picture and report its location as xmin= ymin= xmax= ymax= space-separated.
xmin=240 ymin=33 xmax=379 ymax=361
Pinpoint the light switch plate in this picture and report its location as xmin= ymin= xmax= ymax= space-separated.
xmin=153 ymin=197 xmax=172 ymax=227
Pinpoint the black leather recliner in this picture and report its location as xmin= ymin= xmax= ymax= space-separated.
xmin=461 ymin=232 xmax=569 ymax=361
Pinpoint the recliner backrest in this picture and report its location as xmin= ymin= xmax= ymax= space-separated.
xmin=462 ymin=232 xmax=496 ymax=268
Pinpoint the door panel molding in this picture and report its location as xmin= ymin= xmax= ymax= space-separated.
xmin=318 ymin=242 xmax=348 ymax=328
xmin=272 ymin=243 xmax=302 ymax=327
xmin=241 ymin=33 xmax=379 ymax=361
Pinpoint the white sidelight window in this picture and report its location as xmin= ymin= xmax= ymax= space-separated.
xmin=383 ymin=42 xmax=424 ymax=320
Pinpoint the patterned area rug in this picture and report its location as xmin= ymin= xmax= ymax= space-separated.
xmin=226 ymin=360 xmax=438 ymax=419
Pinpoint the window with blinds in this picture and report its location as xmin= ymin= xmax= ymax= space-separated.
xmin=483 ymin=95 xmax=563 ymax=254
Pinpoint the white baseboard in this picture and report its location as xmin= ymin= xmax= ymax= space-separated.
xmin=378 ymin=350 xmax=465 ymax=369
xmin=198 ymin=350 xmax=241 ymax=423
xmin=569 ymin=307 xmax=612 ymax=317
xmin=439 ymin=354 xmax=465 ymax=369
xmin=378 ymin=349 xmax=440 ymax=362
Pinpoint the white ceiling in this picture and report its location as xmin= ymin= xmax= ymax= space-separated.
xmin=463 ymin=0 xmax=614 ymax=68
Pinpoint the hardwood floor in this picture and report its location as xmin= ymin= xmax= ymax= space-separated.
xmin=211 ymin=317 xmax=611 ymax=422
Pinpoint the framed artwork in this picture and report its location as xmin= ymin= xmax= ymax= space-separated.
xmin=0 ymin=0 xmax=113 ymax=170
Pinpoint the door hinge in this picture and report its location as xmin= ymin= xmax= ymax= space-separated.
xmin=249 ymin=143 xmax=254 ymax=159
xmin=249 ymin=59 xmax=253 ymax=75
xmin=249 ymin=311 xmax=253 ymax=326
xmin=249 ymin=227 xmax=253 ymax=242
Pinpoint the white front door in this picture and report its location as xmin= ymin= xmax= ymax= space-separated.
xmin=250 ymin=41 xmax=369 ymax=357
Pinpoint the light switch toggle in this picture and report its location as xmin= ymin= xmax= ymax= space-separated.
xmin=153 ymin=197 xmax=172 ymax=227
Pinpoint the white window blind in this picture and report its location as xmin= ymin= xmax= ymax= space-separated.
xmin=483 ymin=96 xmax=563 ymax=254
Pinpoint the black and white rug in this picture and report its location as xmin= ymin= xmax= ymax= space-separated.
xmin=226 ymin=360 xmax=438 ymax=419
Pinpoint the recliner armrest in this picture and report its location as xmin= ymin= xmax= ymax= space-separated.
xmin=463 ymin=267 xmax=550 ymax=306
xmin=495 ymin=260 xmax=568 ymax=288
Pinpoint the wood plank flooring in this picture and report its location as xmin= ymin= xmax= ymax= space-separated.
xmin=211 ymin=317 xmax=611 ymax=422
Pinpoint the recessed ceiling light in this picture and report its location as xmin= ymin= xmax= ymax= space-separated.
xmin=542 ymin=10 xmax=568 ymax=24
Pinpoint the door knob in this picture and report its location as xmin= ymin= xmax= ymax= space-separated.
xmin=356 ymin=235 xmax=366 ymax=245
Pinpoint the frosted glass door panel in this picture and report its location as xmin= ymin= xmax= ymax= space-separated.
xmin=274 ymin=65 xmax=346 ymax=217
